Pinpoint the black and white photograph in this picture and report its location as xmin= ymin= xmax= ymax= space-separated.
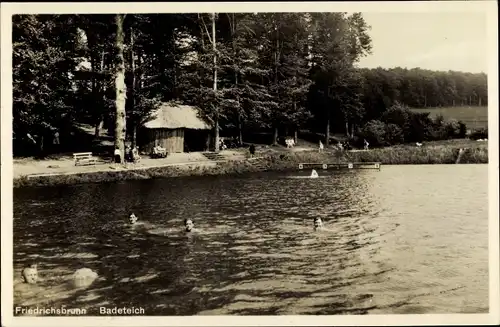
xmin=1 ymin=1 xmax=499 ymax=326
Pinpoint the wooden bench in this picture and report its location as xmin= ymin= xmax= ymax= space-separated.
xmin=73 ymin=152 xmax=97 ymax=166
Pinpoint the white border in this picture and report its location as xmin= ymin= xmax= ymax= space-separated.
xmin=1 ymin=1 xmax=499 ymax=326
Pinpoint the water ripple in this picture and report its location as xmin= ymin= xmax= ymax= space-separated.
xmin=13 ymin=165 xmax=488 ymax=315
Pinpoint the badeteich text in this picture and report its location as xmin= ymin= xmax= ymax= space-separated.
xmin=99 ymin=306 xmax=145 ymax=315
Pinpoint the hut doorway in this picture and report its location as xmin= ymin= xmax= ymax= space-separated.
xmin=184 ymin=129 xmax=209 ymax=152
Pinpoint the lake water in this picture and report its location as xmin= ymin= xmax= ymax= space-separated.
xmin=13 ymin=164 xmax=489 ymax=315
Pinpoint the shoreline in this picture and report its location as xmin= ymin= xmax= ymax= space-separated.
xmin=12 ymin=144 xmax=488 ymax=189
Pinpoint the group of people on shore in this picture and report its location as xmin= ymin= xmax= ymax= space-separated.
xmin=113 ymin=145 xmax=141 ymax=164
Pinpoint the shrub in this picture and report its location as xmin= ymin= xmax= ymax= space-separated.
xmin=457 ymin=120 xmax=467 ymax=138
xmin=431 ymin=114 xmax=448 ymax=140
xmin=470 ymin=127 xmax=488 ymax=140
xmin=444 ymin=119 xmax=461 ymax=139
xmin=381 ymin=102 xmax=411 ymax=128
xmin=361 ymin=120 xmax=386 ymax=146
xmin=384 ymin=123 xmax=405 ymax=145
xmin=408 ymin=112 xmax=434 ymax=142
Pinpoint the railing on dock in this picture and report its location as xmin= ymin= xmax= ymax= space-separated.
xmin=298 ymin=162 xmax=381 ymax=170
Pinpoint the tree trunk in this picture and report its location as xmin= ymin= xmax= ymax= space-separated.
xmin=130 ymin=26 xmax=136 ymax=148
xmin=294 ymin=129 xmax=298 ymax=145
xmin=132 ymin=126 xmax=137 ymax=149
xmin=114 ymin=14 xmax=127 ymax=162
xmin=172 ymin=34 xmax=178 ymax=97
xmin=94 ymin=123 xmax=100 ymax=138
xmin=212 ymin=13 xmax=220 ymax=153
xmin=39 ymin=135 xmax=45 ymax=157
xmin=325 ymin=111 xmax=330 ymax=147
xmin=231 ymin=13 xmax=243 ymax=146
xmin=235 ymin=67 xmax=243 ymax=146
xmin=238 ymin=114 xmax=243 ymax=145
xmin=273 ymin=126 xmax=279 ymax=145
xmin=345 ymin=120 xmax=349 ymax=137
xmin=479 ymin=97 xmax=482 ymax=106
xmin=90 ymin=49 xmax=98 ymax=138
xmin=273 ymin=20 xmax=280 ymax=147
xmin=94 ymin=121 xmax=104 ymax=138
xmin=351 ymin=123 xmax=354 ymax=139
xmin=95 ymin=49 xmax=106 ymax=138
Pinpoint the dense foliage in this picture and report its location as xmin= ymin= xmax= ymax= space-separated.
xmin=12 ymin=13 xmax=488 ymax=155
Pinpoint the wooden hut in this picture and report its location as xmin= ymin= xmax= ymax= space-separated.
xmin=139 ymin=102 xmax=211 ymax=154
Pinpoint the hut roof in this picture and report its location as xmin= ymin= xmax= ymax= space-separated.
xmin=144 ymin=102 xmax=211 ymax=130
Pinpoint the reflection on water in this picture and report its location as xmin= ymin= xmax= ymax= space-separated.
xmin=13 ymin=165 xmax=488 ymax=315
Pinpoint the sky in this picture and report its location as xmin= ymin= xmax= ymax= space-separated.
xmin=356 ymin=12 xmax=488 ymax=73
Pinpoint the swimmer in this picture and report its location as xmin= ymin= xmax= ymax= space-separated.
xmin=21 ymin=264 xmax=38 ymax=284
xmin=313 ymin=217 xmax=324 ymax=231
xmin=184 ymin=218 xmax=195 ymax=232
xmin=310 ymin=169 xmax=319 ymax=178
xmin=129 ymin=213 xmax=138 ymax=225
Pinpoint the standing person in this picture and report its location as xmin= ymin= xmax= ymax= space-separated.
xmin=364 ymin=139 xmax=369 ymax=151
xmin=132 ymin=146 xmax=141 ymax=163
xmin=249 ymin=144 xmax=256 ymax=158
xmin=319 ymin=140 xmax=324 ymax=153
xmin=114 ymin=147 xmax=121 ymax=164
xmin=125 ymin=145 xmax=133 ymax=162
xmin=52 ymin=130 xmax=60 ymax=152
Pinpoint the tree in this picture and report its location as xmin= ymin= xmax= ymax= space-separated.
xmin=12 ymin=14 xmax=79 ymax=156
xmin=114 ymin=14 xmax=127 ymax=161
xmin=72 ymin=14 xmax=116 ymax=138
xmin=309 ymin=12 xmax=371 ymax=145
xmin=217 ymin=13 xmax=274 ymax=144
xmin=257 ymin=13 xmax=313 ymax=145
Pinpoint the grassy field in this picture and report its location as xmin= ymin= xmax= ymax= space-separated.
xmin=410 ymin=106 xmax=488 ymax=130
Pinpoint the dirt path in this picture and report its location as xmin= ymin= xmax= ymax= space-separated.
xmin=11 ymin=141 xmax=323 ymax=180
xmin=12 ymin=151 xmax=248 ymax=180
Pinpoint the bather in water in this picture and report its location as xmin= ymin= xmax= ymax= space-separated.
xmin=313 ymin=217 xmax=324 ymax=231
xmin=184 ymin=218 xmax=196 ymax=233
xmin=129 ymin=212 xmax=138 ymax=225
xmin=21 ymin=264 xmax=38 ymax=284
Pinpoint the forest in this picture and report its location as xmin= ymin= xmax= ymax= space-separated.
xmin=12 ymin=13 xmax=488 ymax=156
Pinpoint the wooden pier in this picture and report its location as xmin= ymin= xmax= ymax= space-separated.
xmin=298 ymin=162 xmax=381 ymax=170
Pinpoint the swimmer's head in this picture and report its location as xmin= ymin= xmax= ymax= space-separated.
xmin=129 ymin=213 xmax=138 ymax=224
xmin=313 ymin=217 xmax=324 ymax=230
xmin=22 ymin=264 xmax=38 ymax=284
xmin=184 ymin=218 xmax=194 ymax=232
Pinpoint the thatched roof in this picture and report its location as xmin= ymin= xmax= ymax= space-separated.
xmin=144 ymin=102 xmax=211 ymax=130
